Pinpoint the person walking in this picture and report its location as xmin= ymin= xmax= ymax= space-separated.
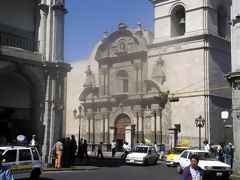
xmin=97 ymin=142 xmax=104 ymax=159
xmin=83 ymin=140 xmax=89 ymax=162
xmin=203 ymin=140 xmax=210 ymax=152
xmin=159 ymin=144 xmax=165 ymax=160
xmin=121 ymin=142 xmax=130 ymax=159
xmin=223 ymin=143 xmax=233 ymax=166
xmin=182 ymin=154 xmax=204 ymax=180
xmin=29 ymin=135 xmax=38 ymax=148
xmin=70 ymin=135 xmax=77 ymax=164
xmin=0 ymin=155 xmax=14 ymax=180
xmin=54 ymin=138 xmax=63 ymax=168
xmin=111 ymin=140 xmax=117 ymax=157
xmin=77 ymin=138 xmax=84 ymax=161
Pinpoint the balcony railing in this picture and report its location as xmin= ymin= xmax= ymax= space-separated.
xmin=0 ymin=32 xmax=39 ymax=52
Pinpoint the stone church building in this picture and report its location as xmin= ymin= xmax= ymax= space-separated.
xmin=65 ymin=0 xmax=233 ymax=150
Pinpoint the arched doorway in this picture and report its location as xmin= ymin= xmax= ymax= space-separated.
xmin=114 ymin=114 xmax=131 ymax=151
xmin=0 ymin=72 xmax=35 ymax=144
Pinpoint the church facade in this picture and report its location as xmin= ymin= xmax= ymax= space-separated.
xmin=65 ymin=0 xmax=232 ymax=150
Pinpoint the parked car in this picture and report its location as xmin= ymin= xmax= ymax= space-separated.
xmin=165 ymin=146 xmax=192 ymax=167
xmin=0 ymin=146 xmax=42 ymax=180
xmin=176 ymin=150 xmax=232 ymax=180
xmin=125 ymin=145 xmax=158 ymax=165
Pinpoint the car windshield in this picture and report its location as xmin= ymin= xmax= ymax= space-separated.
xmin=192 ymin=152 xmax=217 ymax=161
xmin=171 ymin=148 xmax=186 ymax=154
xmin=135 ymin=147 xmax=148 ymax=153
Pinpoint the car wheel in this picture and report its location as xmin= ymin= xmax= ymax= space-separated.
xmin=154 ymin=158 xmax=158 ymax=165
xmin=166 ymin=164 xmax=170 ymax=167
xmin=30 ymin=169 xmax=40 ymax=180
xmin=176 ymin=164 xmax=183 ymax=174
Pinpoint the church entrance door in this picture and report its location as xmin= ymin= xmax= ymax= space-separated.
xmin=114 ymin=114 xmax=131 ymax=151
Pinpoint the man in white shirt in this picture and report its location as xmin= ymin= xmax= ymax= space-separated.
xmin=111 ymin=140 xmax=117 ymax=157
xmin=121 ymin=142 xmax=130 ymax=159
xmin=203 ymin=140 xmax=210 ymax=152
xmin=29 ymin=135 xmax=38 ymax=148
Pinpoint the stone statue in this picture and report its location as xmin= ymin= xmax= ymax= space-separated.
xmin=151 ymin=56 xmax=166 ymax=84
xmin=83 ymin=65 xmax=96 ymax=88
xmin=56 ymin=0 xmax=64 ymax=7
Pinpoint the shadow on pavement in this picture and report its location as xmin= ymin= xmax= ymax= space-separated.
xmin=74 ymin=157 xmax=126 ymax=167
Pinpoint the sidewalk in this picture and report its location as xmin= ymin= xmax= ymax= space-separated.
xmin=43 ymin=152 xmax=124 ymax=172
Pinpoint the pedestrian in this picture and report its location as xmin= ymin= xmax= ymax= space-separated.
xmin=0 ymin=155 xmax=14 ymax=180
xmin=217 ymin=143 xmax=224 ymax=162
xmin=159 ymin=144 xmax=165 ymax=160
xmin=182 ymin=154 xmax=204 ymax=180
xmin=29 ymin=135 xmax=38 ymax=148
xmin=111 ymin=140 xmax=117 ymax=157
xmin=83 ymin=140 xmax=89 ymax=162
xmin=203 ymin=140 xmax=210 ymax=152
xmin=223 ymin=143 xmax=233 ymax=166
xmin=77 ymin=138 xmax=84 ymax=161
xmin=97 ymin=142 xmax=104 ymax=159
xmin=62 ymin=137 xmax=71 ymax=167
xmin=70 ymin=135 xmax=77 ymax=164
xmin=54 ymin=138 xmax=63 ymax=168
xmin=121 ymin=142 xmax=130 ymax=159
xmin=154 ymin=141 xmax=158 ymax=152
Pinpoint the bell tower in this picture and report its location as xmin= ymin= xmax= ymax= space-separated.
xmin=148 ymin=0 xmax=232 ymax=146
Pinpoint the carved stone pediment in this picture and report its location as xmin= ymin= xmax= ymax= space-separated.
xmin=111 ymin=37 xmax=139 ymax=56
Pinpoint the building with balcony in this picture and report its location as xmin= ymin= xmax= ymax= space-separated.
xmin=0 ymin=0 xmax=70 ymax=165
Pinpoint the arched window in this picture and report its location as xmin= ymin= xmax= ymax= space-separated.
xmin=116 ymin=70 xmax=128 ymax=93
xmin=171 ymin=5 xmax=186 ymax=37
xmin=217 ymin=6 xmax=227 ymax=38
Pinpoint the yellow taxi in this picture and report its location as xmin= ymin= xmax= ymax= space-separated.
xmin=165 ymin=146 xmax=192 ymax=167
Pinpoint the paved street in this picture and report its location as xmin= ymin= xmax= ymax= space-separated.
xmin=38 ymin=158 xmax=240 ymax=180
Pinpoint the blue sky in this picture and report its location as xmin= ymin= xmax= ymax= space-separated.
xmin=64 ymin=0 xmax=154 ymax=62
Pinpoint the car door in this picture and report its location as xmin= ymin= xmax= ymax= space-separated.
xmin=178 ymin=151 xmax=189 ymax=168
xmin=17 ymin=149 xmax=33 ymax=179
xmin=2 ymin=150 xmax=18 ymax=176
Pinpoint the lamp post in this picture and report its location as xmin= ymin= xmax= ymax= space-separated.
xmin=73 ymin=106 xmax=83 ymax=146
xmin=195 ymin=115 xmax=205 ymax=149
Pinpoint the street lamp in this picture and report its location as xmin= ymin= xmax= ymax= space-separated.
xmin=195 ymin=115 xmax=205 ymax=149
xmin=73 ymin=106 xmax=83 ymax=146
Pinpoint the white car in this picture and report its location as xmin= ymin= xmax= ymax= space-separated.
xmin=0 ymin=146 xmax=42 ymax=180
xmin=125 ymin=145 xmax=158 ymax=165
xmin=176 ymin=150 xmax=232 ymax=180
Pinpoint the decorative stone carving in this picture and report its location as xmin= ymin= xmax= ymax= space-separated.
xmin=55 ymin=0 xmax=64 ymax=7
xmin=83 ymin=65 xmax=96 ymax=88
xmin=111 ymin=37 xmax=138 ymax=56
xmin=151 ymin=55 xmax=166 ymax=84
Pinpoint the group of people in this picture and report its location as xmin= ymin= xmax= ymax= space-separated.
xmin=203 ymin=140 xmax=234 ymax=167
xmin=53 ymin=135 xmax=77 ymax=168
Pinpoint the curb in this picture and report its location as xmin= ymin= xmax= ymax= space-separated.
xmin=231 ymin=174 xmax=240 ymax=178
xmin=43 ymin=166 xmax=99 ymax=172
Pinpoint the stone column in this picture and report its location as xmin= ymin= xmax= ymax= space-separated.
xmin=156 ymin=109 xmax=162 ymax=144
xmin=99 ymin=69 xmax=105 ymax=96
xmin=138 ymin=112 xmax=144 ymax=142
xmin=138 ymin=63 xmax=143 ymax=93
xmin=104 ymin=114 xmax=109 ymax=143
xmin=104 ymin=68 xmax=109 ymax=96
xmin=109 ymin=127 xmax=114 ymax=143
xmin=134 ymin=64 xmax=138 ymax=93
xmin=101 ymin=114 xmax=105 ymax=142
xmin=151 ymin=111 xmax=156 ymax=141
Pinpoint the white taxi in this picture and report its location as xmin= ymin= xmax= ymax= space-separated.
xmin=125 ymin=145 xmax=158 ymax=165
xmin=176 ymin=150 xmax=232 ymax=180
xmin=0 ymin=146 xmax=42 ymax=180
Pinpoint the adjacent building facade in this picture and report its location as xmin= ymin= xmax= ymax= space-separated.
xmin=0 ymin=0 xmax=70 ymax=165
xmin=226 ymin=0 xmax=240 ymax=175
xmin=65 ymin=0 xmax=232 ymax=151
